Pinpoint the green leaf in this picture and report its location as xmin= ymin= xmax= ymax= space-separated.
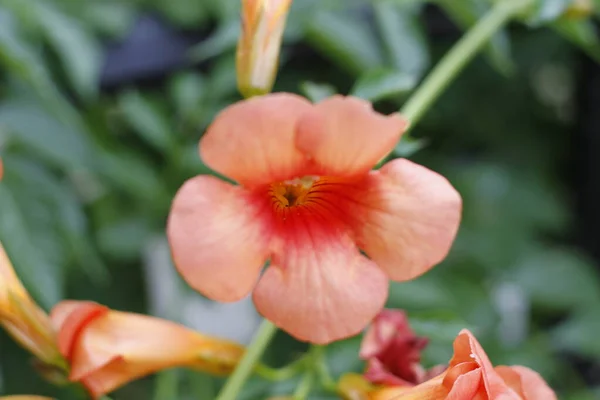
xmin=0 ymin=185 xmax=63 ymax=308
xmin=551 ymin=308 xmax=600 ymax=359
xmin=394 ymin=135 xmax=428 ymax=157
xmin=188 ymin=20 xmax=240 ymax=63
xmin=304 ymin=10 xmax=385 ymax=76
xmin=83 ymin=1 xmax=137 ymax=38
xmin=152 ymin=0 xmax=209 ymax=27
xmin=98 ymin=149 xmax=167 ymax=206
xmin=169 ymin=72 xmax=207 ymax=122
xmin=387 ymin=276 xmax=455 ymax=310
xmin=96 ymin=218 xmax=151 ymax=261
xmin=35 ymin=2 xmax=102 ymax=101
xmin=0 ymin=11 xmax=90 ymax=131
xmin=351 ymin=68 xmax=417 ymax=102
xmin=524 ymin=0 xmax=571 ymax=26
xmin=373 ymin=0 xmax=430 ymax=78
xmin=436 ymin=0 xmax=514 ymax=76
xmin=299 ymin=81 xmax=337 ymax=102
xmin=551 ymin=18 xmax=600 ymax=63
xmin=8 ymin=157 xmax=109 ymax=285
xmin=0 ymin=102 xmax=96 ymax=172
xmin=118 ymin=90 xmax=177 ymax=155
xmin=512 ymin=248 xmax=600 ymax=311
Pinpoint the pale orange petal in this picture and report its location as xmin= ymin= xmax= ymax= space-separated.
xmin=52 ymin=302 xmax=244 ymax=399
xmin=353 ymin=158 xmax=461 ymax=281
xmin=444 ymin=368 xmax=482 ymax=400
xmin=295 ymin=96 xmax=408 ymax=177
xmin=52 ymin=301 xmax=244 ymax=399
xmin=495 ymin=366 xmax=557 ymax=400
xmin=449 ymin=330 xmax=519 ymax=399
xmin=167 ymin=175 xmax=273 ymax=302
xmin=252 ymin=216 xmax=388 ymax=344
xmin=50 ymin=301 xmax=109 ymax=359
xmin=200 ymin=93 xmax=312 ymax=187
xmin=368 ymin=375 xmax=447 ymax=400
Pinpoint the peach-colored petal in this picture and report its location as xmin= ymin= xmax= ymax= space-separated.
xmin=353 ymin=158 xmax=461 ymax=282
xmin=51 ymin=301 xmax=109 ymax=359
xmin=368 ymin=375 xmax=447 ymax=400
xmin=253 ymin=216 xmax=388 ymax=344
xmin=449 ymin=330 xmax=520 ymax=399
xmin=444 ymin=367 xmax=482 ymax=400
xmin=167 ymin=175 xmax=273 ymax=302
xmin=295 ymin=96 xmax=408 ymax=177
xmin=496 ymin=366 xmax=557 ymax=400
xmin=200 ymin=93 xmax=312 ymax=187
xmin=51 ymin=301 xmax=245 ymax=399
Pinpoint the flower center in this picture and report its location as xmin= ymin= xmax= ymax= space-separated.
xmin=270 ymin=176 xmax=320 ymax=207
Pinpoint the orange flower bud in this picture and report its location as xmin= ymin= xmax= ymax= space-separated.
xmin=0 ymin=157 xmax=4 ymax=181
xmin=236 ymin=0 xmax=292 ymax=97
xmin=0 ymin=245 xmax=64 ymax=368
xmin=51 ymin=301 xmax=246 ymax=399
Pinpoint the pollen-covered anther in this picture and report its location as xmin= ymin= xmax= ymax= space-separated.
xmin=269 ymin=176 xmax=320 ymax=208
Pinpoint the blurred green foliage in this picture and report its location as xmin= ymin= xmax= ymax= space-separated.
xmin=0 ymin=0 xmax=600 ymax=399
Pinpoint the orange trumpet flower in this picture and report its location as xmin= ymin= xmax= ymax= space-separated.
xmin=168 ymin=93 xmax=462 ymax=344
xmin=237 ymin=0 xmax=293 ymax=97
xmin=50 ymin=301 xmax=245 ymax=399
xmin=369 ymin=329 xmax=556 ymax=400
xmin=0 ymin=244 xmax=64 ymax=368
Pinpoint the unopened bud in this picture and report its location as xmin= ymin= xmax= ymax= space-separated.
xmin=236 ymin=0 xmax=292 ymax=97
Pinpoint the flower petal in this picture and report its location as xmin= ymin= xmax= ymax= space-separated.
xmin=295 ymin=95 xmax=408 ymax=177
xmin=353 ymin=158 xmax=461 ymax=281
xmin=252 ymin=217 xmax=388 ymax=344
xmin=50 ymin=301 xmax=109 ymax=360
xmin=167 ymin=175 xmax=272 ymax=302
xmin=449 ymin=330 xmax=519 ymax=399
xmin=200 ymin=93 xmax=312 ymax=187
xmin=52 ymin=301 xmax=245 ymax=399
xmin=368 ymin=375 xmax=447 ymax=400
xmin=445 ymin=369 xmax=483 ymax=400
xmin=495 ymin=366 xmax=557 ymax=400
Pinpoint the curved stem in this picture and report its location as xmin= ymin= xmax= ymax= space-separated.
xmin=215 ymin=319 xmax=278 ymax=400
xmin=293 ymin=373 xmax=314 ymax=400
xmin=255 ymin=356 xmax=307 ymax=381
xmin=311 ymin=345 xmax=336 ymax=392
xmin=400 ymin=0 xmax=534 ymax=131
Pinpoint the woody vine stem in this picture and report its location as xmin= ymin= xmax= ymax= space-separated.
xmin=215 ymin=1 xmax=534 ymax=400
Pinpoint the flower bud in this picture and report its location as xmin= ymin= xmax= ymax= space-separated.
xmin=236 ymin=0 xmax=292 ymax=97
xmin=0 ymin=245 xmax=65 ymax=368
xmin=51 ymin=301 xmax=246 ymax=399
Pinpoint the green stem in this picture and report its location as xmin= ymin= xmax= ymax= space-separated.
xmin=215 ymin=319 xmax=278 ymax=400
xmin=400 ymin=0 xmax=534 ymax=130
xmin=311 ymin=345 xmax=336 ymax=392
xmin=153 ymin=370 xmax=179 ymax=400
xmin=255 ymin=356 xmax=307 ymax=381
xmin=293 ymin=373 xmax=314 ymax=400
